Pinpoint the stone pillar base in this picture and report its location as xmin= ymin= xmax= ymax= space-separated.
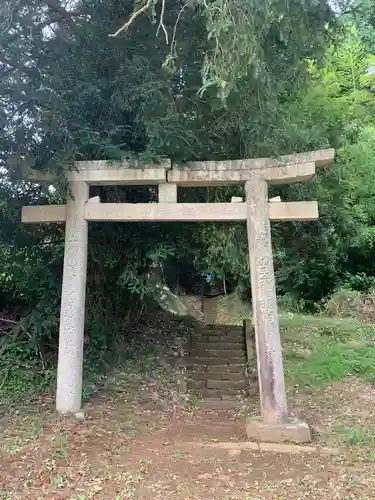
xmin=246 ymin=416 xmax=311 ymax=443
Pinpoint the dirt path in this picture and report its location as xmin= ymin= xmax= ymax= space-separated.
xmin=1 ymin=378 xmax=374 ymax=499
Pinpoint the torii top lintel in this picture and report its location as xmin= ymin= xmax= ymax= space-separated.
xmin=24 ymin=149 xmax=334 ymax=187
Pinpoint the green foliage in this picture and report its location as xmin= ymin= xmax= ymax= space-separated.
xmin=282 ymin=314 xmax=375 ymax=387
xmin=199 ymin=0 xmax=335 ymax=95
xmin=324 ymin=288 xmax=363 ymax=317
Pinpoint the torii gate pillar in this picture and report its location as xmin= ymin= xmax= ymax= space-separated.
xmin=245 ymin=177 xmax=310 ymax=442
xmin=246 ymin=177 xmax=287 ymax=422
xmin=56 ymin=181 xmax=89 ymax=414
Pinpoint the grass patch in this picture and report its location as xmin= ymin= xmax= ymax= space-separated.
xmin=329 ymin=424 xmax=375 ymax=459
xmin=281 ymin=314 xmax=375 ymax=387
xmin=341 ymin=426 xmax=375 ymax=447
xmin=0 ymin=413 xmax=45 ymax=456
xmin=0 ymin=361 xmax=55 ymax=416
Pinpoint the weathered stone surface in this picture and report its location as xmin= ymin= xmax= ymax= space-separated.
xmin=228 ymin=448 xmax=242 ymax=457
xmin=191 ymin=348 xmax=246 ymax=358
xmin=246 ymin=417 xmax=311 ymax=443
xmin=197 ymin=388 xmax=244 ymax=398
xmin=193 ymin=342 xmax=245 ymax=350
xmin=22 ymin=200 xmax=318 ymax=225
xmin=168 ymin=155 xmax=333 ymax=185
xmin=192 ymin=363 xmax=246 ymax=374
xmin=83 ymin=201 xmax=318 ymax=222
xmin=171 ymin=149 xmax=334 ymax=173
xmin=192 ymin=356 xmax=247 ymax=365
xmin=191 ymin=357 xmax=229 ymax=366
xmin=196 ymin=399 xmax=240 ymax=409
xmin=87 ymin=196 xmax=101 ymax=203
xmin=259 ymin=442 xmax=316 ymax=453
xmin=205 ymin=364 xmax=247 ymax=373
xmin=56 ymin=181 xmax=89 ymax=414
xmin=158 ymin=182 xmax=177 ymax=202
xmin=196 ymin=325 xmax=244 ymax=334
xmin=169 ymin=162 xmax=317 ymax=186
xmin=245 ymin=177 xmax=288 ymax=424
xmin=207 ymin=380 xmax=246 ymax=390
xmin=200 ymin=440 xmax=339 ymax=455
xmin=192 ymin=331 xmax=245 ymax=341
xmin=85 ymin=202 xmax=247 ymax=221
xmin=195 ymin=333 xmax=245 ymax=342
xmin=22 ymin=205 xmax=65 ymax=223
xmin=189 ymin=324 xmax=250 ymax=399
xmin=24 ymin=163 xmax=170 ymax=185
xmin=206 ymin=331 xmax=244 ymax=345
xmin=220 ymin=394 xmax=242 ymax=401
xmin=189 ymin=371 xmax=245 ymax=381
xmin=188 ymin=379 xmax=206 ymax=390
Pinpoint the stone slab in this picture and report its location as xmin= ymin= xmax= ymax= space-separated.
xmin=84 ymin=201 xmax=318 ymax=222
xmin=246 ymin=417 xmax=311 ymax=444
xmin=196 ymin=441 xmax=340 ymax=455
xmin=168 ymin=162 xmax=317 ymax=185
xmin=191 ymin=357 xmax=246 ymax=365
xmin=24 ymin=164 xmax=169 ymax=185
xmin=22 ymin=205 xmax=66 ymax=223
xmin=192 ymin=334 xmax=245 ymax=342
xmin=198 ymin=325 xmax=244 ymax=334
xmin=196 ymin=399 xmax=240 ymax=410
xmin=192 ymin=364 xmax=246 ymax=373
xmin=193 ymin=342 xmax=246 ymax=350
xmin=189 ymin=371 xmax=245 ymax=381
xmin=206 ymin=380 xmax=246 ymax=390
xmin=188 ymin=379 xmax=206 ymax=390
xmin=23 ymin=201 xmax=319 ymax=224
xmin=171 ymin=149 xmax=334 ymax=173
xmin=206 ymin=364 xmax=247 ymax=373
xmin=190 ymin=349 xmax=246 ymax=358
xmin=159 ymin=182 xmax=177 ymax=202
xmin=197 ymin=388 xmax=244 ymax=398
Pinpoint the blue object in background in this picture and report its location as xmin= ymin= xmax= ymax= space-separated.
xmin=205 ymin=273 xmax=213 ymax=283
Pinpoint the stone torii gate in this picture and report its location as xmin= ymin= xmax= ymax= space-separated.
xmin=21 ymin=148 xmax=334 ymax=443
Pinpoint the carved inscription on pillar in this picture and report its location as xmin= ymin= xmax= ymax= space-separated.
xmin=245 ymin=177 xmax=288 ymax=424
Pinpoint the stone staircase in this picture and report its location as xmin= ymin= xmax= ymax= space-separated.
xmin=188 ymin=324 xmax=254 ymax=406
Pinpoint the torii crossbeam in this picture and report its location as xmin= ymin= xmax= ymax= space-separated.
xmin=21 ymin=148 xmax=334 ymax=443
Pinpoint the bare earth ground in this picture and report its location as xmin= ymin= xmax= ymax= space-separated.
xmin=1 ymin=377 xmax=375 ymax=500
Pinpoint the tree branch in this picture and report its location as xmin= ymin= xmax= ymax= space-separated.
xmin=40 ymin=0 xmax=81 ymax=28
xmin=109 ymin=0 xmax=154 ymax=38
xmin=156 ymin=0 xmax=168 ymax=44
xmin=0 ymin=54 xmax=36 ymax=76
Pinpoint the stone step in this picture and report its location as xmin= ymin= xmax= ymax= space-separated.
xmin=191 ymin=356 xmax=247 ymax=366
xmin=194 ymin=325 xmax=244 ymax=336
xmin=191 ymin=335 xmax=245 ymax=346
xmin=190 ymin=349 xmax=246 ymax=358
xmin=193 ymin=328 xmax=244 ymax=336
xmin=203 ymin=363 xmax=247 ymax=373
xmin=196 ymin=398 xmax=241 ymax=409
xmin=188 ymin=378 xmax=247 ymax=389
xmin=192 ymin=342 xmax=246 ymax=351
xmin=188 ymin=379 xmax=207 ymax=390
xmin=194 ymin=388 xmax=246 ymax=398
xmin=206 ymin=379 xmax=247 ymax=390
xmin=189 ymin=370 xmax=246 ymax=381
